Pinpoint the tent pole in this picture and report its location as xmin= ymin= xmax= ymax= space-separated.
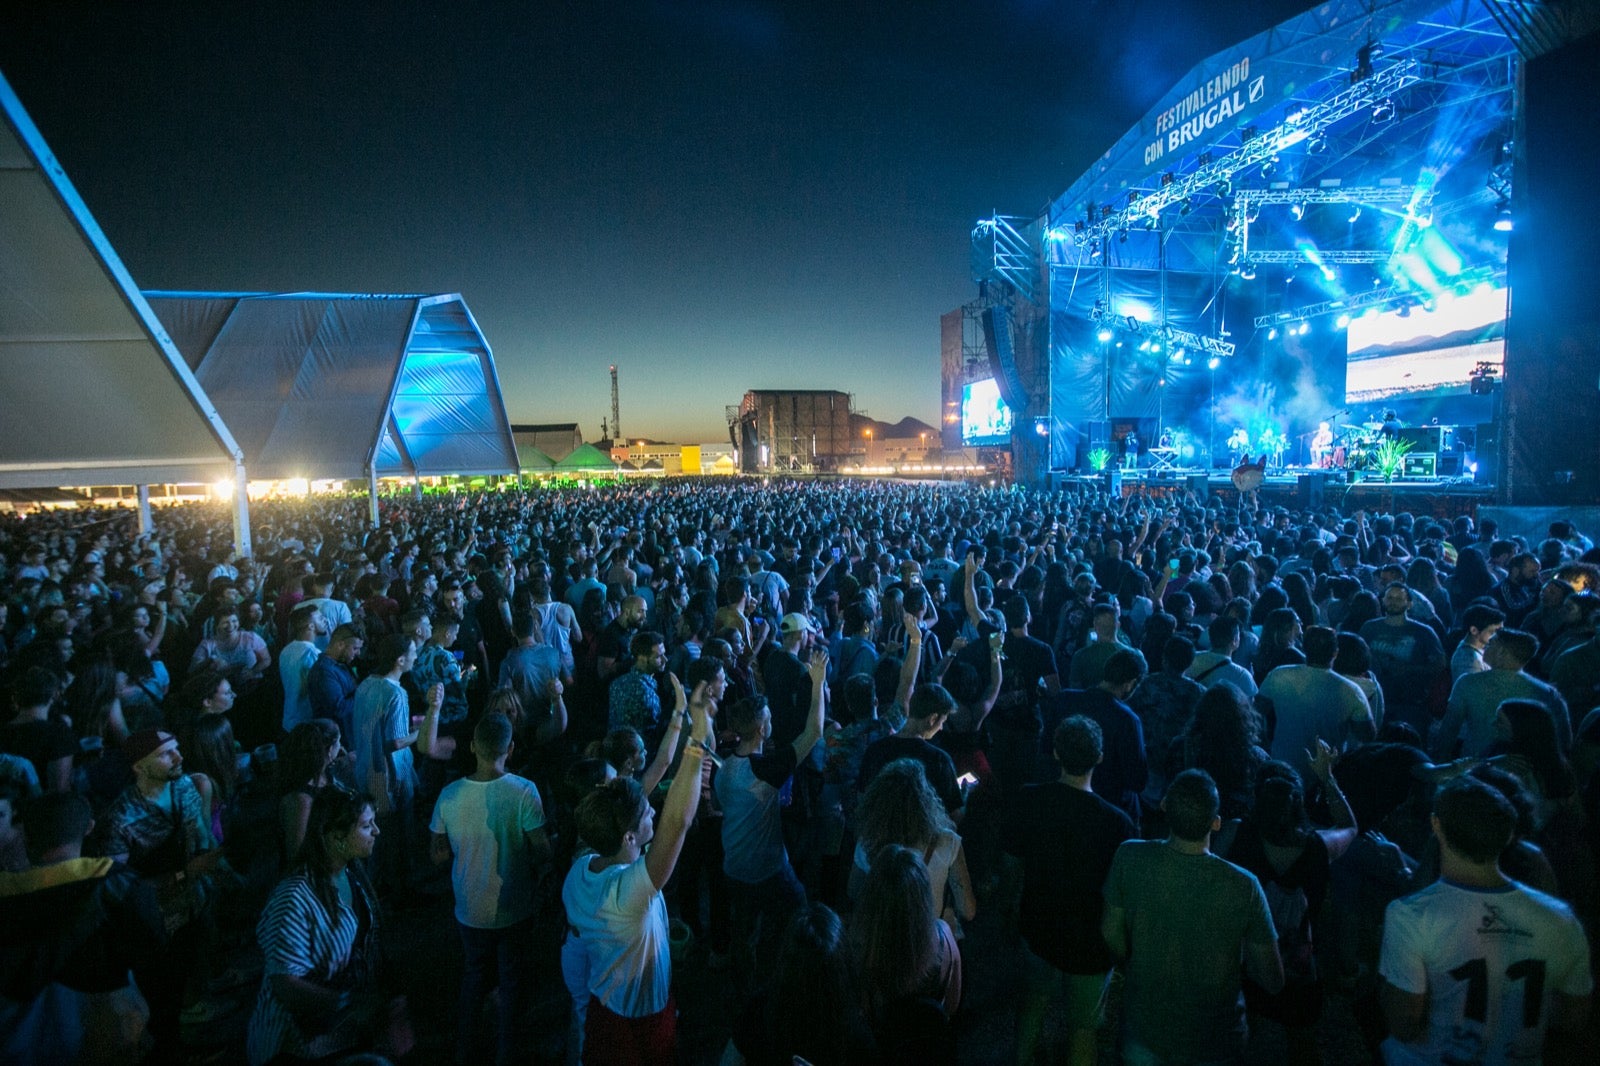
xmin=230 ymin=462 xmax=253 ymax=558
xmin=368 ymin=465 xmax=380 ymax=528
xmin=412 ymin=475 xmax=423 ymax=501
xmin=136 ymin=484 xmax=153 ymax=536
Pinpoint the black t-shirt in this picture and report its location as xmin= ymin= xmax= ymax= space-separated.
xmin=1004 ymin=781 xmax=1133 ymax=973
xmin=989 ymin=633 xmax=1058 ymax=734
xmin=762 ymin=648 xmax=812 ymax=749
xmin=0 ymin=717 xmax=78 ymax=786
xmin=856 ymin=735 xmax=962 ymax=813
xmin=596 ymin=620 xmax=637 ymax=677
xmin=1330 ymin=741 xmax=1429 ymax=833
xmin=1045 ymin=689 xmax=1147 ymax=826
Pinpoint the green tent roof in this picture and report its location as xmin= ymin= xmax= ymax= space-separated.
xmin=517 ymin=444 xmax=556 ymax=471
xmin=553 ymin=442 xmax=618 ymax=471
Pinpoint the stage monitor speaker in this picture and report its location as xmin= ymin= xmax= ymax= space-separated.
xmin=1085 ymin=421 xmax=1111 ymax=449
xmin=1187 ymin=473 xmax=1210 ymax=498
xmin=1474 ymin=423 xmax=1498 ymax=484
xmin=1398 ymin=427 xmax=1443 ymax=453
xmin=1104 ymin=470 xmax=1123 ymax=497
xmin=1298 ymin=472 xmax=1326 ymax=509
xmin=1437 ymin=454 xmax=1463 ymax=477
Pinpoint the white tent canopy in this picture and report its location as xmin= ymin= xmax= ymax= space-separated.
xmin=0 ymin=71 xmax=242 ymax=491
xmin=145 ymin=293 xmax=520 ymax=482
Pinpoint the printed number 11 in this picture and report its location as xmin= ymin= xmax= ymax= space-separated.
xmin=1447 ymin=958 xmax=1546 ymax=1027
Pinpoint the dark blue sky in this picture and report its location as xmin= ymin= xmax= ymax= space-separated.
xmin=2 ymin=0 xmax=1311 ymax=443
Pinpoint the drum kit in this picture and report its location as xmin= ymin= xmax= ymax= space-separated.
xmin=1328 ymin=422 xmax=1384 ymax=470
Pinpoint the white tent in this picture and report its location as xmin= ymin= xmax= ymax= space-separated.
xmin=0 ymin=71 xmax=244 ymax=495
xmin=144 ymin=293 xmax=519 ymax=482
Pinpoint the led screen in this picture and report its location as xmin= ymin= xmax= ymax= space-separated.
xmin=961 ymin=377 xmax=1014 ymax=446
xmin=1344 ymin=285 xmax=1506 ymax=404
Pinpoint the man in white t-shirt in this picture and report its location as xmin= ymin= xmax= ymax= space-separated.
xmin=562 ymin=680 xmax=713 ymax=1064
xmin=430 ymin=713 xmax=550 ymax=1064
xmin=278 ymin=603 xmax=323 ymax=732
xmin=1380 ymin=776 xmax=1592 ymax=1065
xmin=300 ymin=573 xmax=352 ymax=651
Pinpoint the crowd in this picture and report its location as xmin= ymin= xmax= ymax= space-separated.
xmin=1 ymin=478 xmax=1596 ymax=1065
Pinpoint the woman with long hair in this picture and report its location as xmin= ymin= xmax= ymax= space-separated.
xmin=723 ymin=903 xmax=875 ymax=1065
xmin=850 ymin=845 xmax=962 ymax=1032
xmin=1254 ymin=607 xmax=1306 ymax=686
xmin=1223 ymin=753 xmax=1357 ymax=1065
xmin=1227 ymin=560 xmax=1258 ymax=606
xmin=1338 ymin=590 xmax=1381 ymax=635
xmin=62 ymin=655 xmax=128 ymax=752
xmin=1406 ymin=557 xmax=1452 ymax=629
xmin=185 ymin=712 xmax=240 ymax=844
xmin=1333 ymin=633 xmax=1386 ymax=730
xmin=1281 ymin=573 xmax=1318 ymax=630
xmin=851 ymin=760 xmax=976 ymax=929
xmin=1138 ymin=612 xmax=1178 ymax=675
xmin=278 ymin=719 xmax=344 ymax=864
xmin=1489 ymin=699 xmax=1577 ymax=821
xmin=1169 ymin=682 xmax=1268 ymax=820
xmin=1116 ymin=569 xmax=1156 ymax=646
xmin=1446 ymin=547 xmax=1496 ymax=621
xmin=247 ymin=788 xmax=387 ymax=1065
xmin=1250 ymin=584 xmax=1290 ymax=629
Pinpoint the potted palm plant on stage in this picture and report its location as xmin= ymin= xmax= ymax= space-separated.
xmin=1373 ymin=437 xmax=1414 ymax=483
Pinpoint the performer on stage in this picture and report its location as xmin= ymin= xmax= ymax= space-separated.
xmin=1227 ymin=427 xmax=1250 ymax=465
xmin=1310 ymin=421 xmax=1334 ymax=467
xmin=1380 ymin=410 xmax=1403 ymax=440
xmin=1122 ymin=429 xmax=1140 ymax=470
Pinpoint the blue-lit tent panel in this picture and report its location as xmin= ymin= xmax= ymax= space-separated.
xmin=146 ymin=293 xmax=518 ymax=481
xmin=0 ymin=70 xmax=240 ymax=489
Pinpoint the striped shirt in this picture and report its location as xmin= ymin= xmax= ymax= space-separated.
xmin=246 ymin=869 xmax=372 ymax=1065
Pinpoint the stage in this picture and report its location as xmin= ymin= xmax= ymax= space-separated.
xmin=1055 ymin=465 xmax=1495 ymax=517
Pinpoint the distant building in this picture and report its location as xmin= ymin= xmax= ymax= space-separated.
xmin=733 ymin=390 xmax=854 ymax=473
xmin=511 ymin=423 xmax=583 ymax=462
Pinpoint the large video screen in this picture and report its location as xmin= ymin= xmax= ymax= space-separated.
xmin=1344 ymin=284 xmax=1506 ymax=404
xmin=961 ymin=377 xmax=1014 ymax=446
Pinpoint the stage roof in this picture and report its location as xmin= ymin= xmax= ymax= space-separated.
xmin=994 ymin=0 xmax=1600 ymax=292
xmin=144 ymin=293 xmax=520 ymax=482
xmin=0 ymin=70 xmax=242 ymax=489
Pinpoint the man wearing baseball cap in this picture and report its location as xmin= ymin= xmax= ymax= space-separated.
xmin=98 ymin=729 xmax=222 ymax=1053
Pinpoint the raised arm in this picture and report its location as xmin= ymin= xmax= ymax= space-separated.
xmin=792 ymin=649 xmax=829 ymax=764
xmin=644 ymin=682 xmax=711 ymax=891
xmin=894 ymin=615 xmax=924 ymax=712
xmin=640 ymin=674 xmax=686 ymax=795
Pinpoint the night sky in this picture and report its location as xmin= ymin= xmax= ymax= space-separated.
xmin=2 ymin=0 xmax=1312 ymax=444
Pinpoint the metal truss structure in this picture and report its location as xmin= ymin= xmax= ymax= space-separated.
xmin=1062 ymin=61 xmax=1420 ymax=245
xmin=1251 ymin=266 xmax=1505 ymax=328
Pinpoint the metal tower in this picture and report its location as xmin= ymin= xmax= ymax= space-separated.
xmin=609 ymin=364 xmax=621 ymax=443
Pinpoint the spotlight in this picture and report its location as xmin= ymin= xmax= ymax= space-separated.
xmin=1161 ymin=171 xmax=1175 ymax=187
xmin=1297 ymin=321 xmax=1311 ymax=335
xmin=1261 ymin=156 xmax=1277 ymax=178
xmin=1216 ymin=178 xmax=1233 ymax=199
xmin=1290 ymin=201 xmax=1307 ymax=221
xmin=1348 ymin=206 xmax=1362 ymax=223
xmin=1241 ymin=126 xmax=1258 ymax=142
xmin=1090 ymin=242 xmax=1103 ymax=259
xmin=1208 ymin=357 xmax=1222 ymax=370
xmin=1352 ymin=42 xmax=1376 ymax=83
xmin=1073 ymin=220 xmax=1086 ymax=235
xmin=1240 ymin=265 xmax=1256 ymax=280
xmin=1267 ymin=327 xmax=1279 ymax=340
xmin=1372 ymin=99 xmax=1396 ymax=122
xmin=1336 ymin=313 xmax=1351 ymax=328
xmin=1126 ymin=316 xmax=1140 ymax=331
xmin=1097 ymin=327 xmax=1113 ymax=342
xmin=1308 ymin=134 xmax=1328 ymax=154
xmin=1198 ymin=151 xmax=1213 ymax=167
xmin=1118 ymin=229 xmax=1129 ymax=243
xmin=1179 ymin=198 xmax=1193 ymax=215
xmin=1494 ymin=205 xmax=1513 ymax=232
xmin=1128 ymin=190 xmax=1141 ymax=206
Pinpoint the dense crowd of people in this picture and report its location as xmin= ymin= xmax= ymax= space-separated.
xmin=1 ymin=478 xmax=1596 ymax=1065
